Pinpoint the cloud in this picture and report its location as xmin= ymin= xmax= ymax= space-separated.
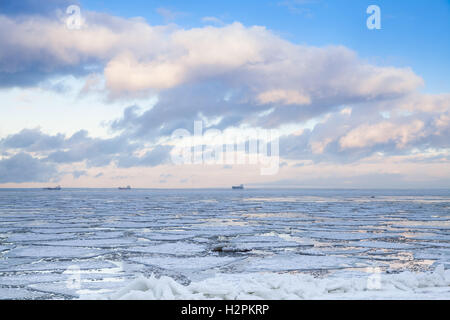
xmin=1 ymin=128 xmax=139 ymax=168
xmin=117 ymin=145 xmax=173 ymax=168
xmin=388 ymin=93 xmax=450 ymax=113
xmin=45 ymin=131 xmax=138 ymax=167
xmin=156 ymin=7 xmax=187 ymax=21
xmin=0 ymin=11 xmax=426 ymax=162
xmin=279 ymin=93 xmax=450 ymax=163
xmin=0 ymin=7 xmax=448 ymax=186
xmin=1 ymin=128 xmax=65 ymax=151
xmin=0 ymin=126 xmax=173 ymax=182
xmin=339 ymin=120 xmax=425 ymax=149
xmin=71 ymin=170 xmax=87 ymax=179
xmin=277 ymin=0 xmax=317 ymax=17
xmin=110 ymin=83 xmax=251 ymax=139
xmin=103 ymin=23 xmax=422 ymax=104
xmin=0 ymin=153 xmax=58 ymax=183
xmin=201 ymin=16 xmax=225 ymax=26
xmin=0 ymin=12 xmax=158 ymax=87
xmin=257 ymin=89 xmax=311 ymax=105
xmin=0 ymin=14 xmax=422 ymax=111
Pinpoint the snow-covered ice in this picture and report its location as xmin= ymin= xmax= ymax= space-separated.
xmin=84 ymin=265 xmax=450 ymax=300
xmin=0 ymin=188 xmax=449 ymax=299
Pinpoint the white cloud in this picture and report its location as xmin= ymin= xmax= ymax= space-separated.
xmin=339 ymin=120 xmax=425 ymax=149
xmin=0 ymin=14 xmax=423 ymax=107
xmin=201 ymin=16 xmax=225 ymax=26
xmin=397 ymin=93 xmax=450 ymax=113
xmin=257 ymin=89 xmax=311 ymax=105
xmin=156 ymin=8 xmax=187 ymax=21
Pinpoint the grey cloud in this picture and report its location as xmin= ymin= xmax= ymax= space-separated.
xmin=0 ymin=126 xmax=174 ymax=182
xmin=1 ymin=128 xmax=140 ymax=168
xmin=110 ymin=83 xmax=262 ymax=139
xmin=117 ymin=145 xmax=173 ymax=168
xmin=45 ymin=132 xmax=139 ymax=166
xmin=279 ymin=162 xmax=288 ymax=168
xmin=72 ymin=170 xmax=87 ymax=179
xmin=0 ymin=153 xmax=58 ymax=183
xmin=1 ymin=128 xmax=65 ymax=151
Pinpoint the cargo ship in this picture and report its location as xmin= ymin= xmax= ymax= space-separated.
xmin=43 ymin=185 xmax=61 ymax=190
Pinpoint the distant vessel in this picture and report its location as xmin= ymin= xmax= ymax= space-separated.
xmin=118 ymin=185 xmax=131 ymax=190
xmin=43 ymin=185 xmax=61 ymax=190
xmin=232 ymin=184 xmax=244 ymax=190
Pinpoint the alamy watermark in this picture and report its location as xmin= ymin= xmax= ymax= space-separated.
xmin=367 ymin=5 xmax=381 ymax=30
xmin=366 ymin=267 xmax=382 ymax=290
xmin=170 ymin=121 xmax=280 ymax=175
xmin=64 ymin=265 xmax=82 ymax=289
xmin=66 ymin=5 xmax=82 ymax=30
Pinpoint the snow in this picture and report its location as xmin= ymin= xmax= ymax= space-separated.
xmin=84 ymin=265 xmax=450 ymax=300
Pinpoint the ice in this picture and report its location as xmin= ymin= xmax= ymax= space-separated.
xmin=128 ymin=242 xmax=205 ymax=255
xmin=307 ymin=231 xmax=397 ymax=241
xmin=0 ymin=287 xmax=49 ymax=300
xmin=40 ymin=238 xmax=138 ymax=248
xmin=21 ymin=227 xmax=103 ymax=234
xmin=216 ymin=234 xmax=308 ymax=252
xmin=0 ymin=188 xmax=449 ymax=299
xmin=5 ymin=246 xmax=107 ymax=259
xmin=134 ymin=232 xmax=194 ymax=241
xmin=0 ymin=272 xmax=85 ymax=287
xmin=5 ymin=233 xmax=77 ymax=242
xmin=28 ymin=278 xmax=131 ymax=298
xmin=0 ymin=259 xmax=119 ymax=273
xmin=240 ymin=254 xmax=365 ymax=272
xmin=351 ymin=241 xmax=419 ymax=249
xmin=0 ymin=245 xmax=12 ymax=253
xmin=84 ymin=266 xmax=450 ymax=300
xmin=129 ymin=256 xmax=242 ymax=272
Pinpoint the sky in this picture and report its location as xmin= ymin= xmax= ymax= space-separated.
xmin=0 ymin=0 xmax=449 ymax=188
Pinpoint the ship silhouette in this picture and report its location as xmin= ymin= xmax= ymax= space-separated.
xmin=43 ymin=185 xmax=61 ymax=190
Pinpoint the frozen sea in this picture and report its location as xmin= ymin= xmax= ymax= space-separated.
xmin=0 ymin=188 xmax=449 ymax=299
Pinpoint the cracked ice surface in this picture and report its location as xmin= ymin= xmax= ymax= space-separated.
xmin=0 ymin=188 xmax=449 ymax=299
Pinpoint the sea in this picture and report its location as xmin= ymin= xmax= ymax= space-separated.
xmin=0 ymin=188 xmax=449 ymax=299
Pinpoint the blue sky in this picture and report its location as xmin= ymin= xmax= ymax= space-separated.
xmin=0 ymin=0 xmax=449 ymax=188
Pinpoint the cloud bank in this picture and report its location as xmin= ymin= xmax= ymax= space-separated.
xmin=0 ymin=2 xmax=448 ymax=186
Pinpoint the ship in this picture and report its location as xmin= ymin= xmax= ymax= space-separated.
xmin=232 ymin=184 xmax=244 ymax=190
xmin=118 ymin=185 xmax=132 ymax=190
xmin=43 ymin=185 xmax=61 ymax=190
